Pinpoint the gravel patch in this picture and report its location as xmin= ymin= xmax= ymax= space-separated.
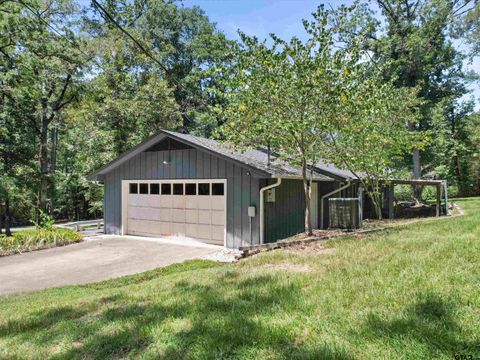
xmin=202 ymin=249 xmax=242 ymax=263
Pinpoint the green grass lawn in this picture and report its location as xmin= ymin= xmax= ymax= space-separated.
xmin=0 ymin=199 xmax=479 ymax=359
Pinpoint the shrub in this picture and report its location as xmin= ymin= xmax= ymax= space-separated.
xmin=0 ymin=228 xmax=82 ymax=256
xmin=31 ymin=210 xmax=55 ymax=230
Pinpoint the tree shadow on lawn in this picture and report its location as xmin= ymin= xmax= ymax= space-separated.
xmin=0 ymin=273 xmax=353 ymax=360
xmin=361 ymin=292 xmax=479 ymax=357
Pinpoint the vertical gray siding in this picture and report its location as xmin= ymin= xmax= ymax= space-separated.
xmin=263 ymin=179 xmax=341 ymax=240
xmin=264 ymin=179 xmax=306 ymax=243
xmin=103 ymin=148 xmax=260 ymax=248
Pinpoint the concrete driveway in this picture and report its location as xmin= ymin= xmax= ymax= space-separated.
xmin=0 ymin=236 xmax=220 ymax=296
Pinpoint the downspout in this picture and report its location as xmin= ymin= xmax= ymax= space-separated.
xmin=320 ymin=180 xmax=352 ymax=229
xmin=260 ymin=177 xmax=282 ymax=244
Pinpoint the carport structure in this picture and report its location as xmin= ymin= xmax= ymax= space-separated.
xmin=383 ymin=179 xmax=449 ymax=218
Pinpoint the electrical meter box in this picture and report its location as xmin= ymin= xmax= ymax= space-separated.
xmin=248 ymin=206 xmax=256 ymax=217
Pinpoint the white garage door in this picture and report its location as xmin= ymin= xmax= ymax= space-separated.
xmin=123 ymin=180 xmax=226 ymax=245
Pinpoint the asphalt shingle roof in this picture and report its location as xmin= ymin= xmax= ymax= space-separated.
xmin=90 ymin=130 xmax=355 ymax=181
xmin=163 ymin=131 xmax=335 ymax=181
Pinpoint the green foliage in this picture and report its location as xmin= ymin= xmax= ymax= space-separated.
xmin=327 ymin=70 xmax=423 ymax=218
xmin=427 ymin=101 xmax=480 ymax=196
xmin=0 ymin=228 xmax=82 ymax=256
xmin=455 ymin=2 xmax=480 ymax=56
xmin=330 ymin=0 xmax=475 ymax=188
xmin=31 ymin=210 xmax=55 ymax=231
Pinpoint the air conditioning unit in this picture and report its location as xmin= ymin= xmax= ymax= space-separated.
xmin=328 ymin=198 xmax=361 ymax=229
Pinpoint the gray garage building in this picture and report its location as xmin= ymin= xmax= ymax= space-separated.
xmin=89 ymin=130 xmax=359 ymax=249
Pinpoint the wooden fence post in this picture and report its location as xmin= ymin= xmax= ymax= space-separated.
xmin=436 ymin=184 xmax=441 ymax=217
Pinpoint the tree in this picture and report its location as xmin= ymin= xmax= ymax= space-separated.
xmin=0 ymin=0 xmax=85 ymax=217
xmin=456 ymin=1 xmax=480 ymax=56
xmin=429 ymin=100 xmax=480 ymax=196
xmin=76 ymin=71 xmax=182 ymax=156
xmin=85 ymin=0 xmax=233 ymax=135
xmin=331 ymin=0 xmax=474 ymax=198
xmin=327 ymin=72 xmax=422 ymax=219
xmin=217 ymin=7 xmax=345 ymax=235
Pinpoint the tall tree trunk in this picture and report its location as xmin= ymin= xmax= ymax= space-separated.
xmin=412 ymin=147 xmax=422 ymax=201
xmin=49 ymin=127 xmax=58 ymax=212
xmin=373 ymin=187 xmax=383 ymax=220
xmin=50 ymin=127 xmax=58 ymax=172
xmin=38 ymin=116 xmax=49 ymax=218
xmin=4 ymin=196 xmax=11 ymax=237
xmin=302 ymin=158 xmax=313 ymax=236
xmin=454 ymin=155 xmax=464 ymax=196
xmin=366 ymin=182 xmax=383 ymax=220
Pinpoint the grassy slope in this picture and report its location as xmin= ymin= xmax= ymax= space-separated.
xmin=0 ymin=199 xmax=479 ymax=360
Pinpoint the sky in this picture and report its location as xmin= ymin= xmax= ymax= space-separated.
xmin=180 ymin=0 xmax=479 ymax=110
xmin=181 ymin=0 xmax=329 ymax=42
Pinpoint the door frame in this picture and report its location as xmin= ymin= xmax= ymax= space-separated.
xmin=121 ymin=179 xmax=227 ymax=247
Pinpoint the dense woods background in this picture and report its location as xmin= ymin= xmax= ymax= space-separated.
xmin=1 ymin=0 xmax=479 ymax=232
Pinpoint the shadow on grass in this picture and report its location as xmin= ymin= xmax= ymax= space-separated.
xmin=83 ymin=259 xmax=221 ymax=290
xmin=362 ymin=292 xmax=479 ymax=357
xmin=0 ymin=271 xmax=353 ymax=359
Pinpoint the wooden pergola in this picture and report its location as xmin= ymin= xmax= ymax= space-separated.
xmin=384 ymin=179 xmax=449 ymax=218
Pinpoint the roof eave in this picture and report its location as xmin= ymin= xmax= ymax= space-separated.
xmin=271 ymin=174 xmax=334 ymax=181
xmin=311 ymin=165 xmax=359 ymax=182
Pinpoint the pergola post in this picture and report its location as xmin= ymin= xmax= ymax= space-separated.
xmin=436 ymin=184 xmax=441 ymax=217
xmin=387 ymin=184 xmax=395 ymax=219
xmin=443 ymin=180 xmax=449 ymax=215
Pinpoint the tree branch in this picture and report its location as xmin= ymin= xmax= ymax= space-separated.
xmin=52 ymin=73 xmax=72 ymax=112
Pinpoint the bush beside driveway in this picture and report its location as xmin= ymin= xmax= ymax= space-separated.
xmin=0 ymin=228 xmax=82 ymax=257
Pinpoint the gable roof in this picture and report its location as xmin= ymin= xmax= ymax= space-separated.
xmin=88 ymin=130 xmax=353 ymax=181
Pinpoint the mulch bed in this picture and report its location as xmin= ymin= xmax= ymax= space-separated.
xmin=238 ymin=205 xmax=463 ymax=259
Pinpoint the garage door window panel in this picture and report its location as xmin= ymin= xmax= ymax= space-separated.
xmin=139 ymin=183 xmax=149 ymax=194
xmin=173 ymin=183 xmax=184 ymax=195
xmin=161 ymin=183 xmax=171 ymax=195
xmin=185 ymin=183 xmax=196 ymax=195
xmin=198 ymin=183 xmax=210 ymax=195
xmin=150 ymin=183 xmax=160 ymax=195
xmin=129 ymin=183 xmax=138 ymax=194
xmin=212 ymin=183 xmax=224 ymax=196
